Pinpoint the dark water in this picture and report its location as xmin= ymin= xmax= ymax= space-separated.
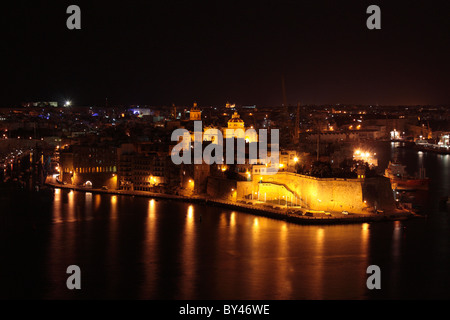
xmin=0 ymin=142 xmax=449 ymax=299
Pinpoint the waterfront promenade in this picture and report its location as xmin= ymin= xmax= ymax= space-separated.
xmin=44 ymin=177 xmax=414 ymax=225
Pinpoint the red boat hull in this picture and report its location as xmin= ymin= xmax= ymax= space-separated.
xmin=390 ymin=178 xmax=430 ymax=190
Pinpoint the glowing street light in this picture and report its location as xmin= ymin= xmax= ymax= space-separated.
xmin=64 ymin=100 xmax=72 ymax=107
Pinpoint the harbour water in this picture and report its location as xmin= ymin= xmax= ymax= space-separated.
xmin=0 ymin=142 xmax=449 ymax=299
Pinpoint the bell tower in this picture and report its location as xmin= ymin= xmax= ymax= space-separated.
xmin=189 ymin=102 xmax=201 ymax=121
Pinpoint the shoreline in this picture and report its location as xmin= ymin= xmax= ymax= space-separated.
xmin=44 ymin=181 xmax=416 ymax=225
xmin=395 ymin=141 xmax=450 ymax=155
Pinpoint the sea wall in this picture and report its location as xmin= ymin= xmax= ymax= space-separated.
xmin=62 ymin=172 xmax=118 ymax=190
xmin=252 ymin=172 xmax=394 ymax=214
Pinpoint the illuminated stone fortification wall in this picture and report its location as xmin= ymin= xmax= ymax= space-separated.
xmin=254 ymin=172 xmax=394 ymax=214
xmin=258 ymin=183 xmax=296 ymax=203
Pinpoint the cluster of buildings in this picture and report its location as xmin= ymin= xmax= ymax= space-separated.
xmin=2 ymin=101 xmax=450 ymax=214
xmin=57 ymin=104 xmax=285 ymax=197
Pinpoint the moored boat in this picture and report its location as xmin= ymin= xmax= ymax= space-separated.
xmin=384 ymin=161 xmax=429 ymax=190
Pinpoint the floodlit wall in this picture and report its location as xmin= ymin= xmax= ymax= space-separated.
xmin=258 ymin=183 xmax=295 ymax=203
xmin=253 ymin=172 xmax=394 ymax=214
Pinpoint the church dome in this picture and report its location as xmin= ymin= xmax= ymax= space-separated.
xmin=228 ymin=111 xmax=244 ymax=123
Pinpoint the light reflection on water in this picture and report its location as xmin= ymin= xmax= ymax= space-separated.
xmin=141 ymin=199 xmax=157 ymax=298
xmin=180 ymin=205 xmax=196 ymax=299
xmin=17 ymin=187 xmax=445 ymax=299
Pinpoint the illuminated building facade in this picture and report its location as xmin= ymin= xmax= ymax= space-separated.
xmin=438 ymin=133 xmax=449 ymax=147
xmin=189 ymin=102 xmax=201 ymax=121
xmin=131 ymin=152 xmax=166 ymax=191
xmin=224 ymin=111 xmax=258 ymax=142
xmin=117 ymin=142 xmax=170 ymax=191
xmin=227 ymin=111 xmax=245 ymax=130
xmin=183 ymin=110 xmax=258 ymax=145
xmin=59 ymin=144 xmax=118 ymax=189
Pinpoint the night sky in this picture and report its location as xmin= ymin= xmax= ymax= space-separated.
xmin=2 ymin=0 xmax=450 ymax=107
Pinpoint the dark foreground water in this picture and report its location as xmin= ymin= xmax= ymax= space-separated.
xmin=0 ymin=142 xmax=449 ymax=299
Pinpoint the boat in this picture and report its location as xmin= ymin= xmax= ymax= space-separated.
xmin=413 ymin=133 xmax=450 ymax=154
xmin=384 ymin=161 xmax=429 ymax=190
